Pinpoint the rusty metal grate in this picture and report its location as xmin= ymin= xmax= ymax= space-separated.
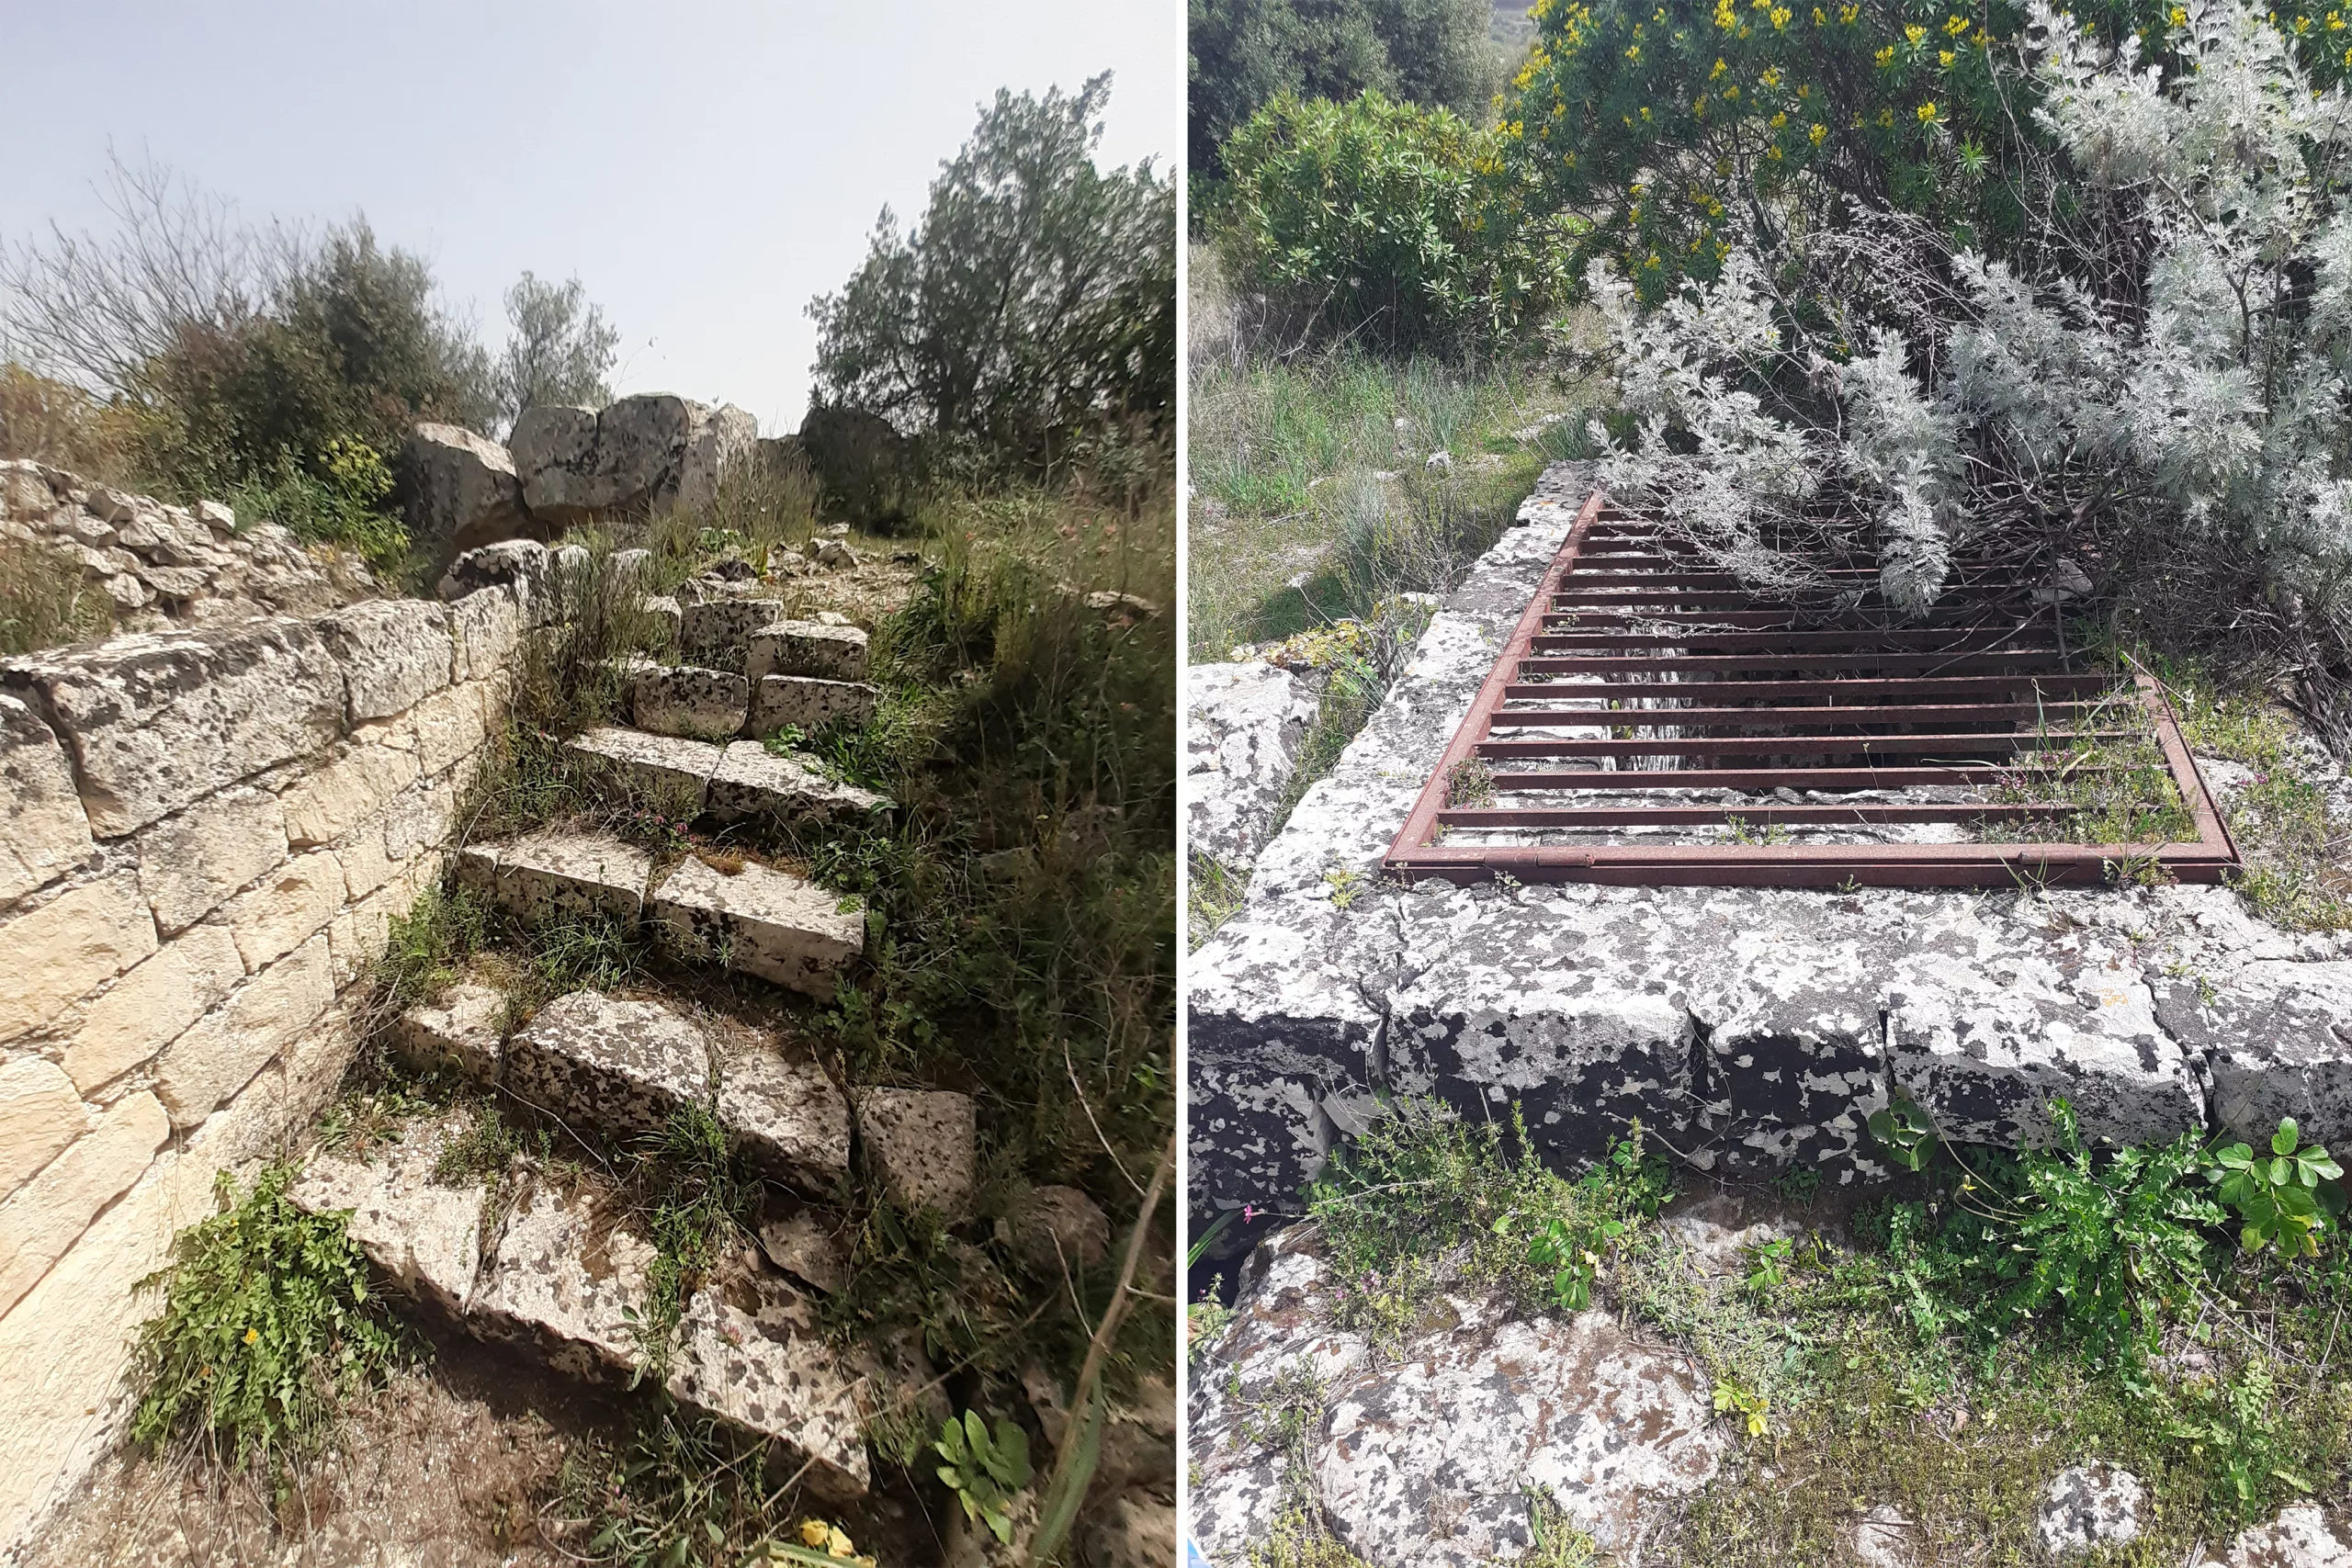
xmin=1382 ymin=491 xmax=2239 ymax=888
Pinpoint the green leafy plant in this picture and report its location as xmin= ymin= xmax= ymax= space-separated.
xmin=1713 ymin=1378 xmax=1771 ymax=1438
xmin=2164 ymin=1359 xmax=2312 ymax=1517
xmin=129 ymin=1167 xmax=404 ymax=1465
xmin=2208 ymin=1118 xmax=2345 ymax=1258
xmin=1867 ymin=1097 xmax=1937 ymax=1172
xmin=933 ymin=1409 xmax=1034 ymax=1544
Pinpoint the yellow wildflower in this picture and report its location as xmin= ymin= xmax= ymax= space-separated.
xmin=1917 ymin=99 xmax=1939 ymax=120
xmin=1712 ymin=55 xmax=1730 ymax=77
xmin=1940 ymin=48 xmax=1956 ymax=64
xmin=1876 ymin=43 xmax=1897 ymax=64
xmin=1945 ymin=12 xmax=1971 ymax=31
xmin=1810 ymin=121 xmax=1828 ymax=142
xmin=1839 ymin=1 xmax=1859 ymax=17
xmin=243 ymin=1327 xmax=260 ymax=1346
xmin=1905 ymin=22 xmax=1928 ymax=42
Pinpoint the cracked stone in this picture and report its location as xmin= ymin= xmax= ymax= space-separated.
xmin=648 ymin=854 xmax=864 ymax=997
xmin=566 ymin=725 xmax=723 ymax=814
xmin=289 ymin=1111 xmax=487 ymax=1315
xmin=706 ymin=741 xmax=889 ymax=826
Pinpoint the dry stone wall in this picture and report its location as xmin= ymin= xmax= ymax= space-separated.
xmin=0 ymin=519 xmax=526 ymax=1548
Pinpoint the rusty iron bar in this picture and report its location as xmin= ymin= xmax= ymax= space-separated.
xmin=1380 ymin=490 xmax=2239 ymax=888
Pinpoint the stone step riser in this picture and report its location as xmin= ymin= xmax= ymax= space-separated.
xmin=564 ymin=728 xmax=889 ymax=829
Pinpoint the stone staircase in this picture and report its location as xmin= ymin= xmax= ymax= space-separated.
xmin=281 ymin=601 xmax=952 ymax=1506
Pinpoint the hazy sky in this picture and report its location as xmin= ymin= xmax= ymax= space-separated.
xmin=0 ymin=0 xmax=1182 ymax=435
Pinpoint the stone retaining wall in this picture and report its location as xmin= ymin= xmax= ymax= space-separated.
xmin=1188 ymin=462 xmax=2352 ymax=1237
xmin=0 ymin=570 xmax=526 ymax=1548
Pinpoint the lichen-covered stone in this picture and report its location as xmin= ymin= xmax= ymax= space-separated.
xmin=1187 ymin=661 xmax=1313 ymax=874
xmin=319 ymin=598 xmax=454 ymax=722
xmin=2189 ymin=1505 xmax=2352 ymax=1567
xmin=289 ymin=1111 xmax=487 ymax=1315
xmin=641 ymin=594 xmax=683 ymax=649
xmin=758 ymin=1206 xmax=849 ymax=1293
xmin=566 ymin=726 xmax=722 ymax=813
xmin=746 ymin=619 xmax=868 ymax=682
xmin=2038 ymin=1464 xmax=2143 ymax=1558
xmin=438 ymin=540 xmax=555 ymax=626
xmin=2155 ymin=961 xmax=2352 ymax=1145
xmin=852 ymin=1087 xmax=974 ymax=1217
xmin=469 ymin=1169 xmax=653 ymax=1377
xmin=3 ymin=618 xmax=347 ymax=836
xmin=410 ymin=682 xmax=490 ymax=774
xmin=1009 ymin=1184 xmax=1111 ymax=1274
xmin=649 ymin=854 xmax=864 ymax=996
xmin=512 ymin=396 xmax=754 ymax=525
xmin=706 ymin=741 xmax=889 ymax=825
xmin=395 ymin=423 xmax=532 ymax=570
xmin=473 ymin=828 xmax=651 ymax=925
xmin=392 ymin=982 xmax=508 ymax=1084
xmin=505 ymin=990 xmax=712 ymax=1144
xmin=447 ymin=584 xmax=524 ymax=680
xmin=680 ymin=598 xmax=786 ymax=671
xmin=634 ymin=665 xmax=750 ymax=741
xmin=708 ymin=1015 xmax=853 ymax=1191
xmin=746 ymin=675 xmax=878 ymax=737
xmin=0 ymin=694 xmax=95 ymax=907
xmin=665 ymin=1259 xmax=870 ymax=1502
xmin=277 ymin=739 xmax=418 ymax=850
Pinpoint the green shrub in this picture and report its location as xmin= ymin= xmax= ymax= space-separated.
xmin=130 ymin=1167 xmax=403 ymax=1465
xmin=1216 ymin=92 xmax=1580 ymax=354
xmin=227 ymin=436 xmax=411 ymax=578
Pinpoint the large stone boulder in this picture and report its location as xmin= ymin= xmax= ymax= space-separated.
xmin=510 ymin=395 xmax=758 ymax=525
xmin=797 ymin=403 xmax=911 ymax=526
xmin=395 ymin=423 xmax=536 ymax=570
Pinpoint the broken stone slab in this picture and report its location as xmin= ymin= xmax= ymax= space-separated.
xmin=439 ymin=539 xmax=558 ymax=626
xmin=1186 ymin=661 xmax=1315 ymax=874
xmin=680 ymin=597 xmax=786 ymax=672
xmin=289 ymin=1111 xmax=488 ymax=1317
xmin=706 ymin=741 xmax=889 ymax=825
xmin=747 ymin=619 xmax=868 ymax=682
xmin=392 ymin=982 xmax=508 ymax=1085
xmin=758 ymin=1205 xmax=849 ymax=1293
xmin=633 ymin=665 xmax=750 ymax=741
xmin=2 ymin=617 xmax=347 ymax=836
xmin=565 ymin=725 xmax=723 ymax=813
xmin=648 ymin=854 xmax=864 ymax=997
xmin=469 ymin=1164 xmax=870 ymax=1499
xmin=318 ymin=598 xmax=454 ymax=722
xmin=0 ymin=693 xmax=96 ymax=906
xmin=852 ymin=1087 xmax=975 ymax=1217
xmin=1008 ymin=1184 xmax=1110 ymax=1275
xmin=707 ymin=1013 xmax=853 ymax=1191
xmin=747 ymin=674 xmax=879 ymax=737
xmin=457 ymin=828 xmax=650 ymax=926
xmin=2154 ymin=960 xmax=2352 ymax=1145
xmin=396 ymin=422 xmax=535 ymax=570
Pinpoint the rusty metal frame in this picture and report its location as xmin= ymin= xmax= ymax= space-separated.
xmin=1381 ymin=491 xmax=2239 ymax=888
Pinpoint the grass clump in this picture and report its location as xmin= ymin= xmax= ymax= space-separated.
xmin=2172 ymin=677 xmax=2352 ymax=931
xmin=129 ymin=1167 xmax=405 ymax=1469
xmin=0 ymin=535 xmax=113 ymax=654
xmin=625 ymin=1101 xmax=754 ymax=1382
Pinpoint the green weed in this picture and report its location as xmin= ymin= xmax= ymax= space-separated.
xmin=625 ymin=1100 xmax=752 ymax=1383
xmin=130 ymin=1167 xmax=405 ymax=1467
xmin=933 ymin=1410 xmax=1034 ymax=1545
xmin=0 ymin=536 xmax=112 ymax=655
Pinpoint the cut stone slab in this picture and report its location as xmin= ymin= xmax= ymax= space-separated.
xmin=505 ymin=989 xmax=714 ymax=1144
xmin=439 ymin=540 xmax=556 ymax=626
xmin=392 ymin=982 xmax=508 ymax=1085
xmin=641 ymin=594 xmax=683 ymax=649
xmin=649 ymin=855 xmax=864 ymax=997
xmin=566 ymin=726 xmax=723 ymax=813
xmin=2 ymin=617 xmax=347 ymax=836
xmin=853 ymin=1087 xmax=975 ymax=1217
xmin=458 ymin=828 xmax=650 ymax=926
xmin=394 ymin=423 xmax=533 ymax=570
xmin=2154 ymin=960 xmax=2352 ymax=1145
xmin=747 ymin=619 xmax=868 ymax=682
xmin=758 ymin=1205 xmax=849 ymax=1294
xmin=289 ymin=1111 xmax=487 ymax=1317
xmin=747 ymin=675 xmax=878 ymax=738
xmin=318 ymin=598 xmax=455 ymax=722
xmin=469 ymin=1165 xmax=870 ymax=1499
xmin=706 ymin=741 xmax=889 ymax=825
xmin=680 ymin=597 xmax=786 ymax=671
xmin=0 ymin=693 xmax=96 ymax=905
xmin=634 ymin=664 xmax=750 ymax=741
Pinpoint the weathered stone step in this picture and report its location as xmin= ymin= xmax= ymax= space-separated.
xmin=750 ymin=674 xmax=879 ymax=737
xmin=292 ymin=1111 xmax=870 ymax=1500
xmin=747 ymin=619 xmax=868 ymax=682
xmin=457 ymin=828 xmax=866 ymax=998
xmin=506 ymin=989 xmax=849 ymax=1190
xmin=632 ymin=664 xmax=748 ymax=741
xmin=564 ymin=726 xmax=889 ymax=824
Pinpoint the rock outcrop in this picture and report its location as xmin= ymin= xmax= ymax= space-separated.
xmin=394 ymin=423 xmax=537 ymax=570
xmin=509 ymin=395 xmax=757 ymax=525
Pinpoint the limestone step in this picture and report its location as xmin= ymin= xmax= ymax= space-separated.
xmin=454 ymin=827 xmax=650 ymax=924
xmin=747 ymin=619 xmax=868 ymax=682
xmin=458 ymin=829 xmax=866 ymax=998
xmin=292 ymin=1111 xmax=870 ymax=1501
xmin=679 ymin=596 xmax=786 ymax=671
xmin=632 ymin=664 xmax=749 ymax=741
xmin=749 ymin=674 xmax=880 ymax=737
xmin=649 ymin=854 xmax=865 ymax=998
xmin=564 ymin=726 xmax=889 ymax=825
xmin=504 ymin=988 xmax=849 ymax=1190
